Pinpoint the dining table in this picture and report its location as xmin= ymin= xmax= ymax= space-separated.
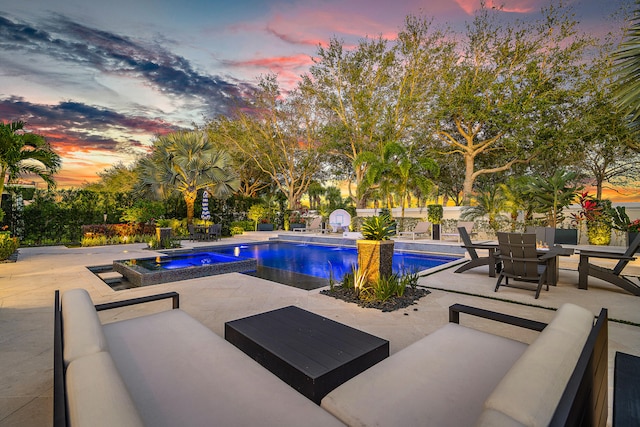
xmin=479 ymin=242 xmax=574 ymax=285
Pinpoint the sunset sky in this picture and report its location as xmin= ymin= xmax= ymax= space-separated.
xmin=0 ymin=0 xmax=634 ymax=198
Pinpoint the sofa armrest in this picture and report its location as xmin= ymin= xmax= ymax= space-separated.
xmin=95 ymin=291 xmax=179 ymax=311
xmin=449 ymin=304 xmax=547 ymax=332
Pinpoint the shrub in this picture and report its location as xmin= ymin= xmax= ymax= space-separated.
xmin=427 ymin=204 xmax=443 ymax=224
xmin=0 ymin=233 xmax=19 ymax=260
xmin=230 ymin=220 xmax=254 ymax=232
xmin=148 ymin=235 xmax=180 ymax=250
xmin=80 ymin=234 xmax=152 ymax=247
xmin=81 ymin=235 xmax=107 ymax=247
xmin=230 ymin=226 xmax=245 ymax=236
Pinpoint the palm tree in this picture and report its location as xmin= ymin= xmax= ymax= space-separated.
xmin=460 ymin=184 xmax=508 ymax=233
xmin=524 ymin=170 xmax=580 ymax=228
xmin=613 ymin=3 xmax=640 ymax=136
xmin=137 ymin=131 xmax=240 ymax=224
xmin=499 ymin=176 xmax=530 ymax=231
xmin=0 ymin=121 xmax=61 ymax=196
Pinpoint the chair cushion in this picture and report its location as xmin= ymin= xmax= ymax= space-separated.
xmin=321 ymin=322 xmax=527 ymax=427
xmin=103 ymin=309 xmax=344 ymax=427
xmin=478 ymin=303 xmax=594 ymax=427
xmin=66 ymin=351 xmax=144 ymax=427
xmin=61 ymin=288 xmax=108 ymax=366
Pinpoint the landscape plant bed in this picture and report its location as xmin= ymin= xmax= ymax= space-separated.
xmin=320 ymin=286 xmax=430 ymax=312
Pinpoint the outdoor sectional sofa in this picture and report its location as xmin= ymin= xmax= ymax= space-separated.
xmin=54 ymin=289 xmax=607 ymax=427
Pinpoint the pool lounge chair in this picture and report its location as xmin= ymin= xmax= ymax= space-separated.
xmin=398 ymin=221 xmax=431 ymax=240
xmin=578 ymin=232 xmax=640 ymax=296
xmin=442 ymin=221 xmax=476 ymax=242
xmin=293 ymin=217 xmax=322 ymax=233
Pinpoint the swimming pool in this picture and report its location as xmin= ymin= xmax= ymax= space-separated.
xmin=153 ymin=241 xmax=458 ymax=289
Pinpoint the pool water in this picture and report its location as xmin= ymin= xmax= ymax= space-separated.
xmin=159 ymin=241 xmax=458 ymax=289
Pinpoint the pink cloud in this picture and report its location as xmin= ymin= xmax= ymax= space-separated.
xmin=453 ymin=0 xmax=538 ymax=15
xmin=268 ymin=10 xmax=399 ymax=43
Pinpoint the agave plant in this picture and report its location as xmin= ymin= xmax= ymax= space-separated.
xmin=360 ymin=215 xmax=395 ymax=241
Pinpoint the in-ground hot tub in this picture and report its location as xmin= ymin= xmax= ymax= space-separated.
xmin=113 ymin=252 xmax=257 ymax=287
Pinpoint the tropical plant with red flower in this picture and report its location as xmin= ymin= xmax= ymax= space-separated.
xmin=571 ymin=192 xmax=612 ymax=226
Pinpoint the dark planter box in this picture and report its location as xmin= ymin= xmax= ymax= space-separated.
xmin=257 ymin=223 xmax=274 ymax=231
xmin=554 ymin=229 xmax=578 ymax=245
xmin=432 ymin=224 xmax=441 ymax=240
xmin=290 ymin=223 xmax=305 ymax=230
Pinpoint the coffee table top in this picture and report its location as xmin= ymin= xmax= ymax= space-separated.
xmin=225 ymin=305 xmax=389 ymax=378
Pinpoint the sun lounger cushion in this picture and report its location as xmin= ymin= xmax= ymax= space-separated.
xmin=477 ymin=303 xmax=595 ymax=427
xmin=65 ymin=351 xmax=144 ymax=427
xmin=61 ymin=288 xmax=108 ymax=366
xmin=321 ymin=322 xmax=527 ymax=427
xmin=103 ymin=309 xmax=345 ymax=427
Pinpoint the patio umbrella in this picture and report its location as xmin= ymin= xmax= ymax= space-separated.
xmin=201 ymin=190 xmax=211 ymax=224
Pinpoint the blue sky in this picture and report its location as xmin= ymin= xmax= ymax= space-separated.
xmin=0 ymin=0 xmax=632 ymax=187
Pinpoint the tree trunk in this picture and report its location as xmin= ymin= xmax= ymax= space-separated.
xmin=462 ymin=154 xmax=475 ymax=205
xmin=184 ymin=191 xmax=197 ymax=224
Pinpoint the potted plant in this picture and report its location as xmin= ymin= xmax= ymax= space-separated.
xmin=427 ymin=204 xmax=443 ymax=240
xmin=572 ymin=192 xmax=613 ymax=245
xmin=357 ymin=214 xmax=395 ymax=284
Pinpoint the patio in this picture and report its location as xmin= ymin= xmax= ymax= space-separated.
xmin=1 ymin=233 xmax=639 ymax=426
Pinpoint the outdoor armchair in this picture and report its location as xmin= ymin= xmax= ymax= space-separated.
xmin=578 ymin=232 xmax=640 ymax=296
xmin=454 ymin=227 xmax=501 ymax=277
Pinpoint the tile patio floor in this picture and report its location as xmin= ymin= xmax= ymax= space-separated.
xmin=1 ymin=232 xmax=639 ymax=426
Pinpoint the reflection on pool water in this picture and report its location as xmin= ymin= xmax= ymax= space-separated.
xmin=158 ymin=241 xmax=458 ymax=284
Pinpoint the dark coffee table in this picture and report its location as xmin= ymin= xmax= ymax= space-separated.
xmin=225 ymin=306 xmax=389 ymax=404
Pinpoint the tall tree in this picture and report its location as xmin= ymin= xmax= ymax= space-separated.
xmin=431 ymin=3 xmax=589 ymax=203
xmin=212 ymin=75 xmax=324 ymax=210
xmin=577 ymin=28 xmax=640 ymax=197
xmin=300 ymin=17 xmax=452 ymax=208
xmin=0 ymin=121 xmax=61 ymax=196
xmin=136 ymin=130 xmax=239 ymax=224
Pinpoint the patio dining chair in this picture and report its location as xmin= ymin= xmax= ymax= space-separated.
xmin=188 ymin=224 xmax=205 ymax=241
xmin=578 ymin=232 xmax=640 ymax=296
xmin=208 ymin=224 xmax=222 ymax=241
xmin=495 ymin=232 xmax=549 ymax=299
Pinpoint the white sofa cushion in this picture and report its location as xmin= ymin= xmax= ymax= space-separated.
xmin=61 ymin=288 xmax=108 ymax=366
xmin=321 ymin=322 xmax=528 ymax=427
xmin=478 ymin=303 xmax=594 ymax=427
xmin=65 ymin=351 xmax=144 ymax=427
xmin=103 ymin=309 xmax=345 ymax=427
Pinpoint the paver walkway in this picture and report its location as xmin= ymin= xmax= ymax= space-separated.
xmin=1 ymin=234 xmax=638 ymax=426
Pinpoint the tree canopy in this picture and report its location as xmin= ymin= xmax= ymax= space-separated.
xmin=136 ymin=130 xmax=240 ymax=224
